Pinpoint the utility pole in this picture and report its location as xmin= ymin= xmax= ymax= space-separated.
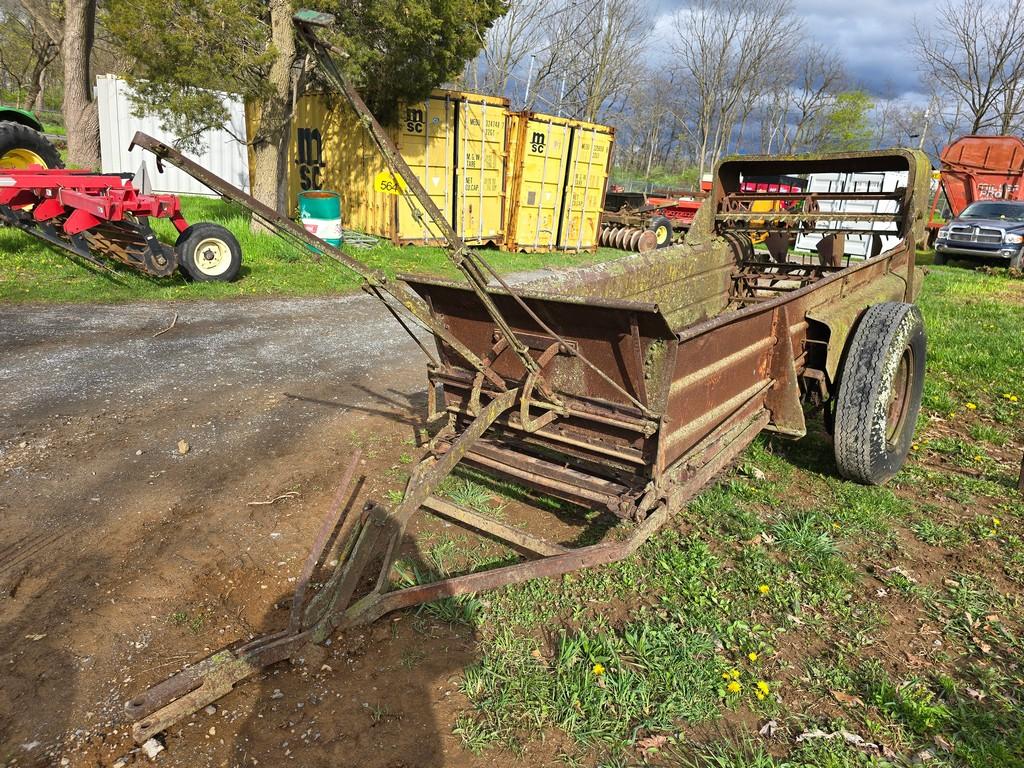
xmin=918 ymin=95 xmax=938 ymax=151
xmin=523 ymin=53 xmax=536 ymax=110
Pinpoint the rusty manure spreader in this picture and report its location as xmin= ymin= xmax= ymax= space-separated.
xmin=124 ymin=10 xmax=932 ymax=743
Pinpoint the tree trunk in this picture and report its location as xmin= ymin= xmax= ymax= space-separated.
xmin=30 ymin=68 xmax=46 ymax=112
xmin=26 ymin=41 xmax=56 ymax=113
xmin=249 ymin=0 xmax=297 ymax=227
xmin=62 ymin=0 xmax=99 ymax=169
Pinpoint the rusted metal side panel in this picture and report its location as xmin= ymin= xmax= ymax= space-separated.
xmin=802 ymin=246 xmax=916 ymax=381
xmin=405 ymin=277 xmax=673 ymax=409
xmin=660 ymin=310 xmax=776 ymax=468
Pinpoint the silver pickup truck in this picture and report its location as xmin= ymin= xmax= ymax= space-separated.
xmin=934 ymin=200 xmax=1024 ymax=269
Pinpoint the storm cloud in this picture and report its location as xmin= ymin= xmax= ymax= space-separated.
xmin=651 ymin=0 xmax=932 ymax=99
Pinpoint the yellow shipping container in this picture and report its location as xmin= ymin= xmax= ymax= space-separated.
xmin=558 ymin=120 xmax=614 ymax=251
xmin=503 ymin=113 xmax=615 ymax=253
xmin=504 ymin=113 xmax=573 ymax=252
xmin=248 ymin=89 xmax=509 ymax=246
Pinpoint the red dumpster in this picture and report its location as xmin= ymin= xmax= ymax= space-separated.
xmin=940 ymin=135 xmax=1024 ymax=216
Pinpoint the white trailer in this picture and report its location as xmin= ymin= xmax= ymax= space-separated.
xmin=794 ymin=170 xmax=907 ymax=259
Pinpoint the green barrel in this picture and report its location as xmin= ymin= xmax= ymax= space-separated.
xmin=298 ymin=190 xmax=342 ymax=246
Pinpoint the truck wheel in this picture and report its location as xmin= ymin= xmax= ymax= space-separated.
xmin=833 ymin=302 xmax=926 ymax=486
xmin=176 ymin=223 xmax=242 ymax=282
xmin=933 ymin=251 xmax=947 ymax=266
xmin=649 ymin=215 xmax=673 ymax=248
xmin=1010 ymin=250 xmax=1023 ymax=271
xmin=0 ymin=121 xmax=63 ymax=169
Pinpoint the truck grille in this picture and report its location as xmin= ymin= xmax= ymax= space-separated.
xmin=948 ymin=225 xmax=1003 ymax=244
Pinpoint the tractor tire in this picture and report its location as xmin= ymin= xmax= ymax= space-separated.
xmin=0 ymin=121 xmax=63 ymax=169
xmin=833 ymin=302 xmax=926 ymax=486
xmin=649 ymin=215 xmax=674 ymax=248
xmin=175 ymin=223 xmax=242 ymax=282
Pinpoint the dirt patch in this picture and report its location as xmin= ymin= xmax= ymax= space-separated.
xmin=0 ymin=297 xmax=530 ymax=767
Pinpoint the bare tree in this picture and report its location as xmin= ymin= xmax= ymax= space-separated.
xmin=914 ymin=0 xmax=1024 ymax=134
xmin=613 ymin=69 xmax=692 ymax=186
xmin=671 ymin=0 xmax=800 ymax=179
xmin=545 ymin=0 xmax=650 ymax=122
xmin=0 ymin=2 xmax=57 ymax=110
xmin=465 ymin=0 xmax=547 ymax=97
xmin=784 ymin=45 xmax=845 ymax=152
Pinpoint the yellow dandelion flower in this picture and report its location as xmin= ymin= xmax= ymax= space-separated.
xmin=758 ymin=584 xmax=770 ymax=595
xmin=592 ymin=663 xmax=605 ymax=676
xmin=748 ymin=652 xmax=758 ymax=662
xmin=974 ymin=455 xmax=983 ymax=462
xmin=965 ymin=402 xmax=977 ymax=410
xmin=756 ymin=681 xmax=770 ymax=695
xmin=993 ymin=517 xmax=1001 ymax=527
xmin=721 ymin=671 xmax=731 ymax=680
xmin=912 ymin=443 xmax=919 ymax=451
xmin=1012 ymin=395 xmax=1019 ymax=403
xmin=756 ymin=691 xmax=766 ymax=700
xmin=726 ymin=681 xmax=742 ymax=694
xmin=730 ymin=669 xmax=741 ymax=680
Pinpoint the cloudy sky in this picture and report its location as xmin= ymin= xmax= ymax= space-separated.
xmin=652 ymin=0 xmax=932 ymax=100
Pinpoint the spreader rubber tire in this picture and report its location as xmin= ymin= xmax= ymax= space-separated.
xmin=176 ymin=223 xmax=242 ymax=282
xmin=649 ymin=215 xmax=674 ymax=248
xmin=833 ymin=302 xmax=926 ymax=486
xmin=0 ymin=121 xmax=63 ymax=169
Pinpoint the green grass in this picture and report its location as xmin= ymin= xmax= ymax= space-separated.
xmin=0 ymin=196 xmax=618 ymax=303
xmin=917 ymin=266 xmax=1024 ymax=421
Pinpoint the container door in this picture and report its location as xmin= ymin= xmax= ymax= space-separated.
xmin=513 ymin=116 xmax=571 ymax=252
xmin=558 ymin=125 xmax=613 ymax=251
xmin=396 ymin=95 xmax=453 ymax=244
xmin=455 ymin=97 xmax=507 ymax=245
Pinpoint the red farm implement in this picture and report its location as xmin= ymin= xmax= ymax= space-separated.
xmin=0 ymin=167 xmax=242 ymax=281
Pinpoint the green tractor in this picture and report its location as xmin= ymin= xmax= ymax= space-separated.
xmin=0 ymin=106 xmax=62 ymax=170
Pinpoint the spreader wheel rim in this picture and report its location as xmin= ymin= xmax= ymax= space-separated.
xmin=191 ymin=236 xmax=233 ymax=276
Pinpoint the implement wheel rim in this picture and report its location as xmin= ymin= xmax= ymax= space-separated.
xmin=885 ymin=347 xmax=914 ymax=449
xmin=0 ymin=148 xmax=47 ymax=169
xmin=192 ymin=237 xmax=233 ymax=276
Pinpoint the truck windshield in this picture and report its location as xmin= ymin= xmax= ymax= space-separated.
xmin=960 ymin=201 xmax=1024 ymax=221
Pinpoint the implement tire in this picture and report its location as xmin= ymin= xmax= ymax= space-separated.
xmin=833 ymin=302 xmax=926 ymax=486
xmin=175 ymin=223 xmax=242 ymax=282
xmin=0 ymin=121 xmax=63 ymax=169
xmin=649 ymin=215 xmax=674 ymax=248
